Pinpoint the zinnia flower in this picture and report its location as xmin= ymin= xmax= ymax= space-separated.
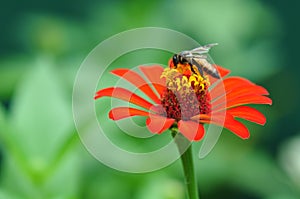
xmin=94 ymin=60 xmax=272 ymax=141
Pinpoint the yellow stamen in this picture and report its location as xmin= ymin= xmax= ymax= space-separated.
xmin=161 ymin=68 xmax=210 ymax=93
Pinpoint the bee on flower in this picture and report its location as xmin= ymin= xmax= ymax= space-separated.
xmin=94 ymin=44 xmax=272 ymax=141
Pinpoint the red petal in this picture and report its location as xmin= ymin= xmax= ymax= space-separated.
xmin=225 ymin=84 xmax=269 ymax=98
xmin=212 ymin=95 xmax=272 ymax=111
xmin=226 ymin=106 xmax=266 ymax=125
xmin=209 ymin=65 xmax=231 ymax=85
xmin=111 ymin=68 xmax=160 ymax=103
xmin=199 ymin=112 xmax=226 ymax=125
xmin=139 ymin=65 xmax=166 ymax=95
xmin=95 ymin=87 xmax=154 ymax=110
xmin=200 ymin=112 xmax=250 ymax=139
xmin=178 ymin=120 xmax=205 ymax=141
xmin=109 ymin=107 xmax=149 ymax=120
xmin=191 ymin=114 xmax=211 ymax=121
xmin=146 ymin=114 xmax=174 ymax=134
xmin=212 ymin=84 xmax=270 ymax=106
xmin=223 ymin=114 xmax=250 ymax=139
xmin=216 ymin=65 xmax=231 ymax=77
xmin=203 ymin=114 xmax=250 ymax=139
xmin=210 ymin=77 xmax=255 ymax=98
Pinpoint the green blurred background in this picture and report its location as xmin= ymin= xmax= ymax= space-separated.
xmin=0 ymin=0 xmax=300 ymax=198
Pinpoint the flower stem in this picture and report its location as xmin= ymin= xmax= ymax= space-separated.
xmin=172 ymin=130 xmax=200 ymax=199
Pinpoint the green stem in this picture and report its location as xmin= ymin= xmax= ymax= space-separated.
xmin=172 ymin=130 xmax=199 ymax=199
xmin=181 ymin=143 xmax=199 ymax=199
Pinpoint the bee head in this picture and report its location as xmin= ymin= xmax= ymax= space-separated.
xmin=168 ymin=54 xmax=178 ymax=69
xmin=172 ymin=54 xmax=179 ymax=66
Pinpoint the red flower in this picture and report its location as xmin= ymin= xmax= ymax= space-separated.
xmin=95 ymin=63 xmax=272 ymax=141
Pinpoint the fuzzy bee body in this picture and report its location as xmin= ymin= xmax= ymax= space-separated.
xmin=171 ymin=43 xmax=220 ymax=79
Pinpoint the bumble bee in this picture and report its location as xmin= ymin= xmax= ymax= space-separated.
xmin=171 ymin=43 xmax=220 ymax=79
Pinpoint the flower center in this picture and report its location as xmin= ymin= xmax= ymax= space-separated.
xmin=160 ymin=64 xmax=211 ymax=121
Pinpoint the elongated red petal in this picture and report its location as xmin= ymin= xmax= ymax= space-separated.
xmin=199 ymin=112 xmax=226 ymax=126
xmin=225 ymin=84 xmax=269 ymax=98
xmin=111 ymin=68 xmax=160 ymax=103
xmin=210 ymin=76 xmax=254 ymax=96
xmin=178 ymin=120 xmax=205 ymax=141
xmin=146 ymin=114 xmax=174 ymax=134
xmin=212 ymin=84 xmax=269 ymax=106
xmin=200 ymin=112 xmax=250 ymax=139
xmin=222 ymin=114 xmax=250 ymax=139
xmin=139 ymin=65 xmax=166 ymax=95
xmin=109 ymin=107 xmax=149 ymax=120
xmin=95 ymin=87 xmax=154 ymax=110
xmin=201 ymin=114 xmax=250 ymax=139
xmin=191 ymin=114 xmax=211 ymax=121
xmin=212 ymin=95 xmax=272 ymax=111
xmin=226 ymin=106 xmax=266 ymax=125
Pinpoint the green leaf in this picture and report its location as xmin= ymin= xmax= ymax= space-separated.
xmin=9 ymin=58 xmax=73 ymax=164
xmin=1 ymin=58 xmax=79 ymax=198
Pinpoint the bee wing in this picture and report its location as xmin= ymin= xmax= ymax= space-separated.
xmin=179 ymin=51 xmax=207 ymax=59
xmin=191 ymin=54 xmax=208 ymax=59
xmin=192 ymin=57 xmax=211 ymax=67
xmin=190 ymin=43 xmax=218 ymax=54
xmin=202 ymin=43 xmax=219 ymax=49
xmin=190 ymin=48 xmax=208 ymax=54
xmin=179 ymin=50 xmax=193 ymax=58
xmin=179 ymin=43 xmax=218 ymax=57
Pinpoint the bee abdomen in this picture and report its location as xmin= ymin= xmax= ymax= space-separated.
xmin=203 ymin=67 xmax=220 ymax=78
xmin=198 ymin=59 xmax=219 ymax=79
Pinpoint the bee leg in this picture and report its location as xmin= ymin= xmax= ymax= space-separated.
xmin=197 ymin=66 xmax=204 ymax=77
xmin=189 ymin=63 xmax=198 ymax=74
xmin=191 ymin=58 xmax=204 ymax=76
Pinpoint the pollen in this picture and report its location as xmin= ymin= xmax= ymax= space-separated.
xmin=160 ymin=67 xmax=211 ymax=121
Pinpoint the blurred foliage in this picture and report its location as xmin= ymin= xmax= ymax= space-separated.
xmin=0 ymin=0 xmax=300 ymax=199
